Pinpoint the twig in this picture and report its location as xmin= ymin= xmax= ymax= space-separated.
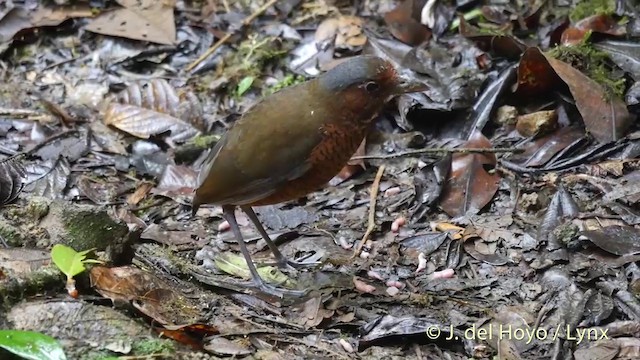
xmin=350 ymin=147 xmax=523 ymax=160
xmin=23 ymin=129 xmax=79 ymax=156
xmin=352 ymin=165 xmax=385 ymax=258
xmin=185 ymin=0 xmax=278 ymax=72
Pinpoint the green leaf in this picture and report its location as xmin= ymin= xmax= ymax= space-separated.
xmin=236 ymin=76 xmax=254 ymax=96
xmin=50 ymin=244 xmax=96 ymax=279
xmin=214 ymin=253 xmax=294 ymax=287
xmin=0 ymin=330 xmax=67 ymax=360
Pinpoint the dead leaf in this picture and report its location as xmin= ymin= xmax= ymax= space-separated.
xmin=127 ymin=181 xmax=154 ymax=206
xmin=440 ymin=131 xmax=500 ymax=217
xmin=545 ymin=54 xmax=631 ymax=142
xmin=30 ymin=5 xmax=94 ymax=27
xmin=104 ymin=103 xmax=201 ymax=143
xmin=384 ymin=0 xmax=431 ymax=45
xmin=315 ymin=15 xmax=367 ymax=49
xmin=0 ymin=7 xmax=32 ymax=43
xmin=506 ymin=125 xmax=586 ymax=168
xmin=85 ymin=0 xmax=176 ymax=45
xmin=561 ymin=14 xmax=626 ymax=46
xmin=0 ymin=156 xmax=25 ymax=206
xmin=515 ymin=47 xmax=562 ymax=96
xmin=580 ymin=225 xmax=640 ymax=256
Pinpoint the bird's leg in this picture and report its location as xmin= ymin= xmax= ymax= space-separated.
xmin=222 ymin=205 xmax=307 ymax=297
xmin=241 ymin=206 xmax=321 ymax=269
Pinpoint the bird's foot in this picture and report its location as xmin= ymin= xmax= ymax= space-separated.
xmin=278 ymin=258 xmax=322 ymax=270
xmin=259 ymin=255 xmax=322 ymax=270
xmin=253 ymin=280 xmax=309 ymax=298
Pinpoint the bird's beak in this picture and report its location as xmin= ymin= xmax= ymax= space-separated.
xmin=393 ymin=74 xmax=428 ymax=94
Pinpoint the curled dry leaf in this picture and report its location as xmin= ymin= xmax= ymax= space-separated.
xmin=104 ymin=79 xmax=203 ymax=144
xmin=0 ymin=156 xmax=25 ymax=206
xmin=537 ymin=185 xmax=579 ymax=252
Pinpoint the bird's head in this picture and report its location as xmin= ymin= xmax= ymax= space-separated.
xmin=317 ymin=55 xmax=426 ymax=120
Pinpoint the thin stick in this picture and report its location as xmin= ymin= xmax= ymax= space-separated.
xmin=352 ymin=165 xmax=385 ymax=258
xmin=185 ymin=0 xmax=279 ymax=72
xmin=350 ymin=147 xmax=523 ymax=160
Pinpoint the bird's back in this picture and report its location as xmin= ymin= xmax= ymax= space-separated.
xmin=193 ymin=80 xmax=369 ymax=208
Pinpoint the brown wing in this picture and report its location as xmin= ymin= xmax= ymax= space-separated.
xmin=193 ymin=81 xmax=329 ymax=207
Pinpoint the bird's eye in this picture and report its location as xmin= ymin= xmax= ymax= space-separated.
xmin=364 ymin=81 xmax=379 ymax=93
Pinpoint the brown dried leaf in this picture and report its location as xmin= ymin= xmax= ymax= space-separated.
xmin=127 ymin=181 xmax=154 ymax=206
xmin=383 ymin=0 xmax=431 ymax=46
xmin=30 ymin=5 xmax=94 ymax=27
xmin=440 ymin=131 xmax=500 ymax=217
xmin=90 ymin=265 xmax=157 ymax=303
xmin=104 ymin=103 xmax=201 ymax=143
xmin=85 ymin=0 xmax=176 ymax=45
xmin=544 ymin=54 xmax=631 ymax=142
xmin=315 ymin=15 xmax=367 ymax=49
xmin=155 ymin=164 xmax=197 ymax=192
xmin=114 ymin=79 xmax=204 ymax=131
xmin=561 ymin=14 xmax=626 ymax=46
xmin=515 ymin=47 xmax=562 ymax=96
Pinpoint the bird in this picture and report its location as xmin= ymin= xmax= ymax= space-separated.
xmin=192 ymin=55 xmax=426 ymax=297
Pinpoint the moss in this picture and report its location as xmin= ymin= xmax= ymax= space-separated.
xmin=131 ymin=338 xmax=176 ymax=356
xmin=83 ymin=352 xmax=119 ymax=360
xmin=553 ymin=222 xmax=580 ymax=245
xmin=0 ymin=221 xmax=24 ymax=246
xmin=265 ymin=73 xmax=307 ymax=95
xmin=547 ymin=43 xmax=626 ymax=98
xmin=188 ymin=134 xmax=220 ymax=149
xmin=222 ymin=33 xmax=292 ymax=96
xmin=25 ymin=198 xmax=50 ymax=220
xmin=3 ymin=198 xmax=49 ymax=224
xmin=409 ymin=293 xmax=434 ymax=307
xmin=570 ymin=0 xmax=616 ymax=22
xmin=0 ymin=265 xmax=64 ymax=310
xmin=61 ymin=209 xmax=128 ymax=251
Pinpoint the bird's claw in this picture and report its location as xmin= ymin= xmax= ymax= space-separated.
xmin=254 ymin=281 xmax=309 ymax=298
xmin=280 ymin=259 xmax=322 ymax=270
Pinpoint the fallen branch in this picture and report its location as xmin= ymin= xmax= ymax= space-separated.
xmin=350 ymin=147 xmax=523 ymax=160
xmin=185 ymin=0 xmax=278 ymax=72
xmin=352 ymin=165 xmax=385 ymax=258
